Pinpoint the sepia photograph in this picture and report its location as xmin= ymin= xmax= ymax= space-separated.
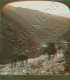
xmin=0 ymin=0 xmax=70 ymax=78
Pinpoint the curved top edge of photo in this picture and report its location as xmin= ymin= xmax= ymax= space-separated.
xmin=3 ymin=1 xmax=70 ymax=18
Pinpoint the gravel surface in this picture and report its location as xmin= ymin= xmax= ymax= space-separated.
xmin=0 ymin=52 xmax=69 ymax=75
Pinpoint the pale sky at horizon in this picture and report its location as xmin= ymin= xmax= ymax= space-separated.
xmin=7 ymin=1 xmax=70 ymax=18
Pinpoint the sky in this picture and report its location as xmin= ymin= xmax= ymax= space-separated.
xmin=7 ymin=1 xmax=70 ymax=18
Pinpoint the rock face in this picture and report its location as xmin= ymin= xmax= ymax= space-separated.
xmin=0 ymin=54 xmax=66 ymax=75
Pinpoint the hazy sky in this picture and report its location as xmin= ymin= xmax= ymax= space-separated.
xmin=7 ymin=1 xmax=70 ymax=18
